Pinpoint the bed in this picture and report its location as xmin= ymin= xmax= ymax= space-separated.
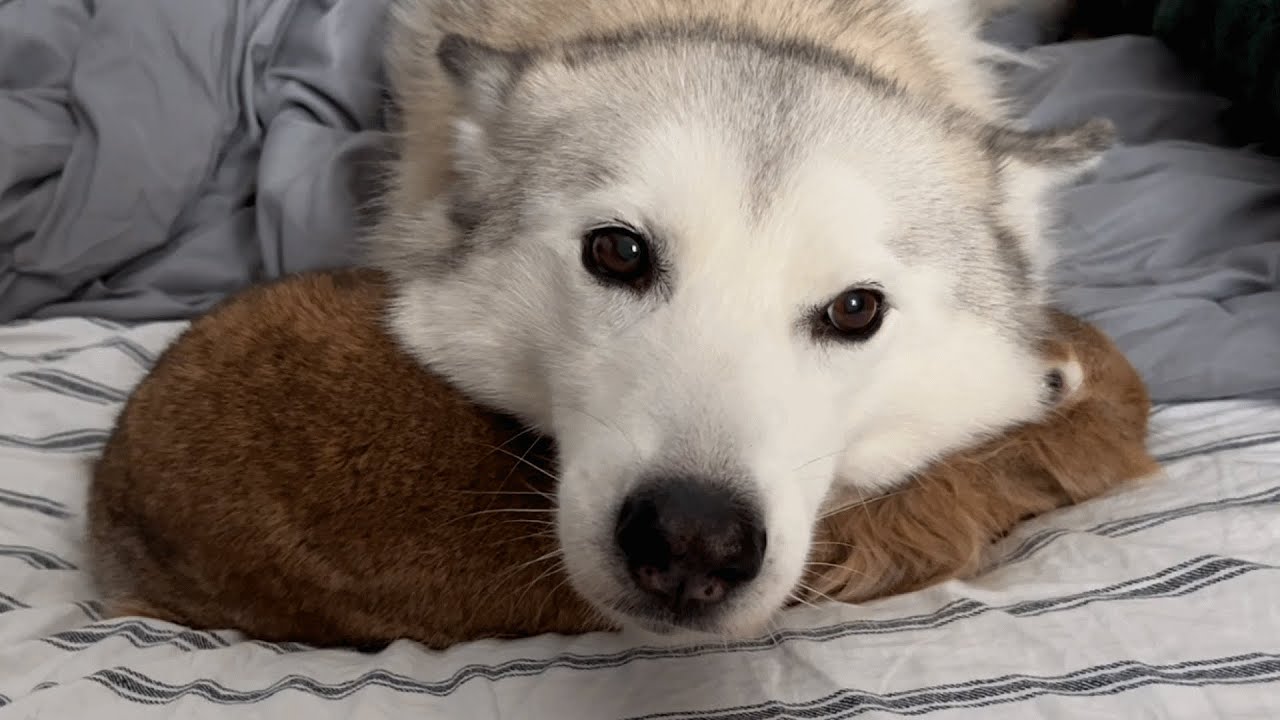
xmin=2 ymin=1 xmax=1278 ymax=718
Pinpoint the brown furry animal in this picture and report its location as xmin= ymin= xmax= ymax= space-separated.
xmin=88 ymin=269 xmax=1156 ymax=649
xmin=89 ymin=269 xmax=599 ymax=649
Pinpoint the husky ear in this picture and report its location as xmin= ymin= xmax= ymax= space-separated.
xmin=436 ymin=35 xmax=529 ymax=180
xmin=437 ymin=34 xmax=528 ymax=119
xmin=985 ymin=118 xmax=1115 ymax=184
xmin=985 ymin=118 xmax=1116 ymax=266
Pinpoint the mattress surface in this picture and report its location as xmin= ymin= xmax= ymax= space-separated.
xmin=0 ymin=318 xmax=1277 ymax=718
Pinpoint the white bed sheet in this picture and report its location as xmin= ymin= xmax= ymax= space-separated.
xmin=1 ymin=317 xmax=1278 ymax=719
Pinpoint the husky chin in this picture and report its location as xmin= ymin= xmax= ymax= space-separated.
xmin=371 ymin=0 xmax=1112 ymax=639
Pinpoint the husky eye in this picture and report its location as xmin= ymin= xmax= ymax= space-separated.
xmin=583 ymin=226 xmax=652 ymax=287
xmin=824 ymin=288 xmax=885 ymax=339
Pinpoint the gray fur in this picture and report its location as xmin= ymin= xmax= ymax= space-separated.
xmin=422 ymin=27 xmax=1108 ymax=329
xmin=981 ymin=118 xmax=1117 ymax=167
xmin=373 ymin=0 xmax=1114 ymax=639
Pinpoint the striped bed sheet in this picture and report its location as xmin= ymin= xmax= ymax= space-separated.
xmin=0 ymin=317 xmax=1277 ymax=719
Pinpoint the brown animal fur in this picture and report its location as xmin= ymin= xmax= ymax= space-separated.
xmin=88 ymin=269 xmax=1157 ymax=649
xmin=805 ymin=311 xmax=1160 ymax=602
xmin=89 ymin=269 xmax=600 ymax=648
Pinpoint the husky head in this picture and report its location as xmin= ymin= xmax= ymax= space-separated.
xmin=378 ymin=27 xmax=1111 ymax=639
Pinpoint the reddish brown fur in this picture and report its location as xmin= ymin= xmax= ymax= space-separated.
xmin=88 ymin=269 xmax=1157 ymax=649
xmin=805 ymin=311 xmax=1160 ymax=602
xmin=89 ymin=269 xmax=601 ymax=648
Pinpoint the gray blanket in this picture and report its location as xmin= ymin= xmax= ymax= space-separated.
xmin=0 ymin=0 xmax=391 ymax=321
xmin=1 ymin=1 xmax=1278 ymax=403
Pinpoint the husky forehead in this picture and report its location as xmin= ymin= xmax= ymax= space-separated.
xmin=455 ymin=31 xmax=1040 ymax=336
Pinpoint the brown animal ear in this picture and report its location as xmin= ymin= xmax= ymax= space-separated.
xmin=1043 ymin=349 xmax=1085 ymax=408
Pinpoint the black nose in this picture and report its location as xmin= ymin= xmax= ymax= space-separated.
xmin=614 ymin=479 xmax=767 ymax=613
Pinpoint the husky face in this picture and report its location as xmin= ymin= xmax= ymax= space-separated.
xmin=381 ymin=28 xmax=1111 ymax=638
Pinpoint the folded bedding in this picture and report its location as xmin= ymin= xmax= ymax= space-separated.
xmin=1001 ymin=36 xmax=1280 ymax=403
xmin=0 ymin=0 xmax=392 ymax=322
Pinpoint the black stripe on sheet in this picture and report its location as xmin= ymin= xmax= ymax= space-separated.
xmin=40 ymin=619 xmax=314 ymax=655
xmin=1155 ymin=431 xmax=1280 ymax=464
xmin=0 ymin=488 xmax=72 ymax=519
xmin=81 ymin=652 xmax=1280 ymax=708
xmin=622 ymin=653 xmax=1280 ymax=720
xmin=1000 ymin=485 xmax=1280 ymax=566
xmin=9 ymin=369 xmax=129 ymax=404
xmin=0 ymin=336 xmax=157 ymax=367
xmin=51 ymin=556 xmax=1268 ymax=692
xmin=0 ymin=428 xmax=109 ymax=453
xmin=76 ymin=600 xmax=106 ymax=621
xmin=43 ymin=622 xmax=232 ymax=653
xmin=0 ymin=592 xmax=31 ymax=613
xmin=0 ymin=593 xmax=101 ymax=619
xmin=1001 ymin=555 xmax=1266 ymax=618
xmin=0 ymin=544 xmax=77 ymax=570
xmin=1095 ymin=486 xmax=1280 ymax=537
xmin=0 ymin=693 xmax=8 ymax=708
xmin=260 ymin=640 xmax=315 ymax=653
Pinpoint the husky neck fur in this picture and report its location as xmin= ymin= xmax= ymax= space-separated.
xmin=372 ymin=0 xmax=1113 ymax=640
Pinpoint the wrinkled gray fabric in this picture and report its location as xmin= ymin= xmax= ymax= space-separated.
xmin=1001 ymin=37 xmax=1280 ymax=403
xmin=0 ymin=4 xmax=1277 ymax=402
xmin=0 ymin=0 xmax=392 ymax=322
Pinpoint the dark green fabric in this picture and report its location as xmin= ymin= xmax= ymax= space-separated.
xmin=1076 ymin=0 xmax=1280 ymax=150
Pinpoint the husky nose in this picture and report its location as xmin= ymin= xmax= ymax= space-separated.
xmin=614 ymin=479 xmax=766 ymax=611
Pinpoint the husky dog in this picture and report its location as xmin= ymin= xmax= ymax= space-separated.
xmin=371 ymin=0 xmax=1112 ymax=639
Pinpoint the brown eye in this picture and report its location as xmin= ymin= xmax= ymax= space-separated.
xmin=825 ymin=288 xmax=884 ymax=338
xmin=583 ymin=226 xmax=652 ymax=286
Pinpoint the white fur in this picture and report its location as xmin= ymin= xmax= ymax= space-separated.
xmin=391 ymin=105 xmax=1055 ymax=637
xmin=379 ymin=0 xmax=1110 ymax=640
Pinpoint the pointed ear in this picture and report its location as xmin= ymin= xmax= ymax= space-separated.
xmin=436 ymin=34 xmax=529 ymax=119
xmin=984 ymin=118 xmax=1116 ymax=186
xmin=435 ymin=34 xmax=529 ymax=188
xmin=984 ymin=118 xmax=1115 ymax=266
